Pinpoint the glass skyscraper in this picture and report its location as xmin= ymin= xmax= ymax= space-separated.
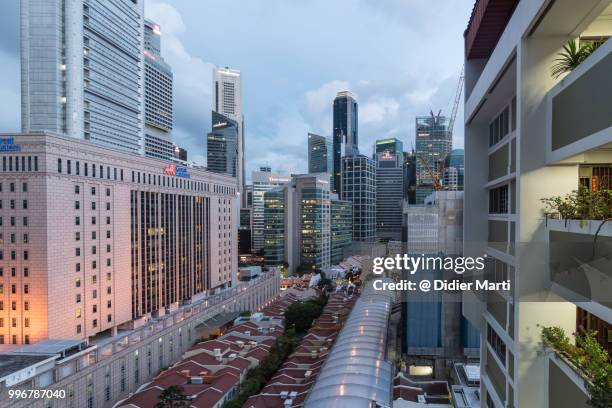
xmin=20 ymin=0 xmax=145 ymax=153
xmin=415 ymin=114 xmax=453 ymax=203
xmin=207 ymin=111 xmax=239 ymax=177
xmin=332 ymin=91 xmax=358 ymax=193
xmin=443 ymin=148 xmax=465 ymax=191
xmin=341 ymin=155 xmax=376 ymax=242
xmin=263 ymin=189 xmax=287 ymax=266
xmin=330 ymin=199 xmax=352 ymax=264
xmin=308 ymin=133 xmax=333 ymax=174
xmin=375 ymin=151 xmax=405 ymax=241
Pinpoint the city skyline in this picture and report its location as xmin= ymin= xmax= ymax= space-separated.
xmin=0 ymin=0 xmax=471 ymax=181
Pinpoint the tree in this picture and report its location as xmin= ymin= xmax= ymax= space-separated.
xmin=284 ymin=298 xmax=325 ymax=333
xmin=155 ymin=385 xmax=188 ymax=408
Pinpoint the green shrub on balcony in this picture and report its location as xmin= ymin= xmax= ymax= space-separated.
xmin=541 ymin=188 xmax=612 ymax=221
xmin=541 ymin=326 xmax=612 ymax=408
xmin=551 ymin=39 xmax=604 ymax=79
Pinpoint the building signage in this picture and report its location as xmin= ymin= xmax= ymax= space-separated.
xmin=0 ymin=137 xmax=21 ymax=152
xmin=163 ymin=163 xmax=191 ymax=179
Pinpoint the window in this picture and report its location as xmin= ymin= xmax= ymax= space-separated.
xmin=106 ymin=202 xmax=110 ymax=211
xmin=23 ymin=251 xmax=28 ymax=260
xmin=489 ymin=185 xmax=509 ymax=214
xmin=487 ymin=324 xmax=507 ymax=365
xmin=106 ymin=244 xmax=111 ymax=253
xmin=76 ymin=279 xmax=81 ymax=288
xmin=22 ymin=200 xmax=27 ymax=209
xmin=75 ymin=216 xmax=80 ymax=226
xmin=9 ymin=182 xmax=14 ymax=192
xmin=106 ymin=216 xmax=111 ymax=225
xmin=22 ymin=182 xmax=27 ymax=192
xmin=91 ymin=202 xmax=96 ymax=210
xmin=106 ymin=188 xmax=110 ymax=197
xmin=91 ymin=246 xmax=96 ymax=255
xmin=93 ymin=319 xmax=98 ymax=328
xmin=23 ymin=217 xmax=27 ymax=226
xmin=24 ymin=301 xmax=29 ymax=311
xmin=91 ymin=216 xmax=96 ymax=225
xmin=75 ymin=201 xmax=80 ymax=210
xmin=92 ymin=260 xmax=97 ymax=269
xmin=24 ymin=318 xmax=29 ymax=328
xmin=75 ymin=232 xmax=81 ymax=241
xmin=489 ymin=106 xmax=510 ymax=147
xmin=91 ymin=187 xmax=96 ymax=195
xmin=92 ymin=231 xmax=96 ymax=240
xmin=24 ymin=285 xmax=29 ymax=294
xmin=106 ymin=230 xmax=111 ymax=239
xmin=75 ymin=185 xmax=80 ymax=194
xmin=76 ymin=294 xmax=81 ymax=303
xmin=58 ymin=158 xmax=62 ymax=173
xmin=76 ymin=263 xmax=81 ymax=272
xmin=76 ymin=324 xmax=81 ymax=334
xmin=106 ymin=258 xmax=111 ymax=267
xmin=23 ymin=267 xmax=28 ymax=277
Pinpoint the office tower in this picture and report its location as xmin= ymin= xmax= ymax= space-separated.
xmin=443 ymin=148 xmax=464 ymax=191
xmin=295 ymin=174 xmax=331 ymax=272
xmin=308 ymin=133 xmax=333 ymax=175
xmin=263 ymin=174 xmax=332 ymax=274
xmin=375 ymin=150 xmax=405 ymax=241
xmin=252 ymin=168 xmax=291 ymax=252
xmin=404 ymin=150 xmax=417 ymax=205
xmin=402 ymin=191 xmax=476 ymax=377
xmin=244 ymin=184 xmax=254 ymax=208
xmin=341 ymin=154 xmax=376 ymax=242
xmin=463 ymin=2 xmax=611 ymax=407
xmin=374 ymin=138 xmax=404 ymax=157
xmin=0 ymin=133 xmax=239 ymax=345
xmin=239 ymin=208 xmax=253 ymax=255
xmin=143 ymin=19 xmax=174 ymax=160
xmin=263 ymin=188 xmax=294 ymax=269
xmin=207 ymin=111 xmax=239 ymax=177
xmin=330 ymin=198 xmax=353 ymax=264
xmin=332 ymin=91 xmax=358 ymax=193
xmin=415 ymin=114 xmax=453 ymax=203
xmin=211 ymin=66 xmax=245 ymax=205
xmin=20 ymin=0 xmax=145 ymax=154
xmin=174 ymin=146 xmax=187 ymax=162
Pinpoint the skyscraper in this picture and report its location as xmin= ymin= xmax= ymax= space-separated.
xmin=211 ymin=66 xmax=245 ymax=205
xmin=20 ymin=0 xmax=145 ymax=153
xmin=308 ymin=133 xmax=333 ymax=174
xmin=415 ymin=113 xmax=453 ymax=203
xmin=330 ymin=198 xmax=353 ymax=264
xmin=375 ymin=150 xmax=404 ymax=241
xmin=403 ymin=150 xmax=417 ymax=205
xmin=374 ymin=138 xmax=403 ymax=157
xmin=207 ymin=111 xmax=239 ymax=177
xmin=252 ymin=168 xmax=291 ymax=252
xmin=332 ymin=91 xmax=358 ymax=192
xmin=143 ymin=19 xmax=174 ymax=160
xmin=263 ymin=174 xmax=333 ymax=274
xmin=442 ymin=148 xmax=464 ymax=191
xmin=342 ymin=154 xmax=376 ymax=242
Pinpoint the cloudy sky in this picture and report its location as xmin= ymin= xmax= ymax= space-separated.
xmin=0 ymin=0 xmax=473 ymax=180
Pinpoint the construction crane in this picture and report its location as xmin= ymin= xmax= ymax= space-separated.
xmin=448 ymin=65 xmax=465 ymax=137
xmin=419 ymin=67 xmax=464 ymax=191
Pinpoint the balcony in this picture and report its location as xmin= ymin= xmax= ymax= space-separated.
xmin=547 ymin=350 xmax=591 ymax=408
xmin=547 ymin=36 xmax=612 ymax=164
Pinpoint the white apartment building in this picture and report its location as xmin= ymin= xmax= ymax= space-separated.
xmin=0 ymin=133 xmax=238 ymax=346
xmin=463 ymin=1 xmax=611 ymax=407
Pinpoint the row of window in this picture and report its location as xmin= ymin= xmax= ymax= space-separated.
xmin=1 ymin=156 xmax=39 ymax=173
xmin=57 ymin=159 xmax=236 ymax=197
xmin=0 ymin=334 xmax=30 ymax=345
xmin=0 ymin=182 xmax=28 ymax=193
xmin=0 ymin=300 xmax=30 ymax=311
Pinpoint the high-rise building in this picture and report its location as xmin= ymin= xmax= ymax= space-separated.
xmin=332 ymin=91 xmax=358 ymax=192
xmin=443 ymin=148 xmax=464 ymax=191
xmin=403 ymin=150 xmax=417 ymax=205
xmin=239 ymin=208 xmax=253 ymax=255
xmin=415 ymin=114 xmax=452 ymax=203
xmin=375 ymin=150 xmax=404 ymax=241
xmin=20 ymin=0 xmax=145 ymax=154
xmin=463 ymin=2 xmax=611 ymax=407
xmin=0 ymin=133 xmax=238 ymax=345
xmin=308 ymin=133 xmax=333 ymax=175
xmin=263 ymin=174 xmax=332 ymax=274
xmin=342 ymin=154 xmax=376 ymax=242
xmin=211 ymin=66 xmax=245 ymax=205
xmin=374 ymin=138 xmax=403 ymax=157
xmin=252 ymin=168 xmax=291 ymax=252
xmin=143 ymin=19 xmax=174 ymax=161
xmin=330 ymin=198 xmax=353 ymax=264
xmin=401 ymin=191 xmax=478 ymax=377
xmin=207 ymin=111 xmax=239 ymax=177
xmin=174 ymin=146 xmax=187 ymax=162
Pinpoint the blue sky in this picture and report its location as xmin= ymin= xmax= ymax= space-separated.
xmin=0 ymin=0 xmax=473 ymax=180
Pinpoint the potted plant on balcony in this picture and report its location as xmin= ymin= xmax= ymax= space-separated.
xmin=551 ymin=39 xmax=604 ymax=79
xmin=541 ymin=188 xmax=612 ymax=257
xmin=540 ymin=326 xmax=612 ymax=408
